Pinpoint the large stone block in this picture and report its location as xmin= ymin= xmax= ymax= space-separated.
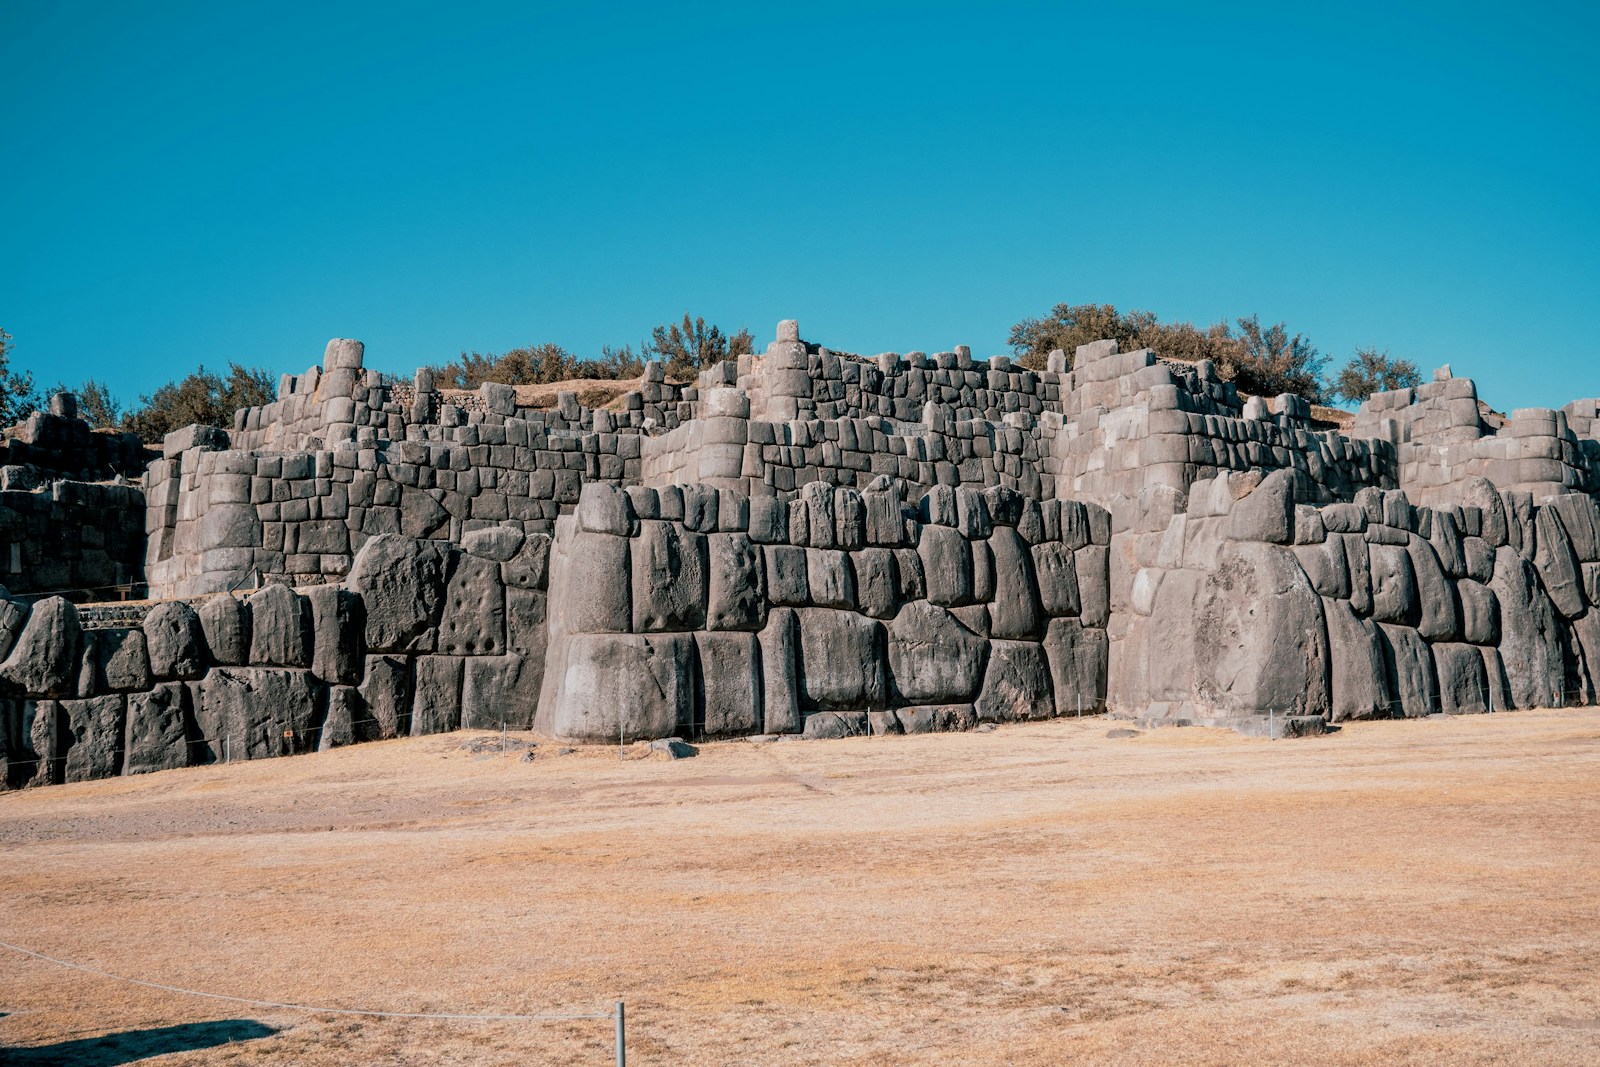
xmin=797 ymin=608 xmax=889 ymax=710
xmin=359 ymin=655 xmax=412 ymax=739
xmin=438 ymin=551 xmax=506 ymax=656
xmin=895 ymin=704 xmax=977 ymax=734
xmin=306 ymin=585 xmax=366 ymax=684
xmin=805 ymin=548 xmax=856 ymax=610
xmin=539 ymin=632 xmax=695 ymax=742
xmin=124 ymin=683 xmax=191 ymax=775
xmin=886 ymin=602 xmax=986 ymax=705
xmin=558 ymin=528 xmax=631 ymax=634
xmin=707 ymin=533 xmax=766 ymax=631
xmin=1075 ymin=546 xmax=1110 ymax=628
xmin=198 ymin=668 xmax=323 ymax=762
xmin=198 ymin=595 xmax=251 ymax=666
xmin=1227 ymin=469 xmax=1295 ymax=544
xmin=632 ymin=520 xmax=707 ymax=632
xmin=1043 ymin=617 xmax=1108 ymax=715
xmin=461 ymin=654 xmax=539 ymax=730
xmin=1193 ymin=541 xmax=1329 ymax=719
xmin=1435 ymin=642 xmax=1490 ymax=714
xmin=696 ymin=631 xmax=761 ymax=737
xmin=918 ymin=524 xmax=973 ymax=606
xmin=1341 ymin=533 xmax=1373 ymax=616
xmin=502 ymin=532 xmax=552 ymax=591
xmin=1377 ymin=624 xmax=1436 ymax=718
xmin=1533 ymin=506 xmax=1586 ymax=619
xmin=1368 ymin=543 xmax=1418 ymax=625
xmin=1548 ymin=493 xmax=1600 ymax=563
xmin=765 ymin=544 xmax=810 ymax=607
xmin=1406 ymin=535 xmax=1460 ymax=641
xmin=975 ymin=640 xmax=1053 ymax=722
xmin=988 ymin=527 xmax=1044 ymax=639
xmin=142 ymin=602 xmax=209 ymax=681
xmin=1294 ymin=539 xmax=1350 ymax=600
xmin=411 ymin=655 xmax=464 ymax=735
xmin=58 ymin=694 xmax=126 ymax=782
xmin=318 ymin=685 xmax=363 ymax=749
xmin=1488 ymin=546 xmax=1562 ymax=708
xmin=94 ymin=628 xmax=151 ymax=693
xmin=1325 ymin=598 xmax=1388 ymax=721
xmin=347 ymin=535 xmax=450 ymax=652
xmin=247 ymin=584 xmax=312 ymax=667
xmin=759 ymin=608 xmax=801 ymax=734
xmin=1031 ymin=542 xmax=1081 ymax=617
xmin=0 ymin=598 xmax=81 ymax=698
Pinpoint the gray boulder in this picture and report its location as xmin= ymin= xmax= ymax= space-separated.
xmin=359 ymin=656 xmax=412 ymax=739
xmin=797 ymin=608 xmax=888 ymax=710
xmin=143 ymin=601 xmax=209 ymax=680
xmin=123 ymin=683 xmax=190 ymax=775
xmin=1193 ymin=541 xmax=1329 ymax=719
xmin=1325 ymin=598 xmax=1388 ymax=721
xmin=802 ymin=711 xmax=869 ymax=739
xmin=764 ymin=544 xmax=810 ymax=607
xmin=1227 ymin=469 xmax=1295 ymax=544
xmin=759 ymin=608 xmax=802 ymax=734
xmin=1377 ymin=624 xmax=1436 ymax=718
xmin=1031 ymin=542 xmax=1081 ymax=617
xmin=632 ymin=520 xmax=708 ymax=632
xmin=1548 ymin=493 xmax=1600 ymax=562
xmin=895 ymin=704 xmax=977 ymax=734
xmin=1075 ymin=546 xmax=1110 ymax=628
xmin=306 ymin=585 xmax=365 ymax=684
xmin=1533 ymin=506 xmax=1586 ymax=618
xmin=806 ymin=548 xmax=857 ymax=611
xmin=0 ymin=597 xmax=81 ymax=698
xmin=463 ymin=525 xmax=525 ymax=562
xmin=95 ymin=628 xmax=151 ymax=693
xmin=59 ymin=694 xmax=126 ymax=782
xmin=1457 ymin=579 xmax=1500 ymax=645
xmin=696 ymin=631 xmax=761 ymax=737
xmin=247 ymin=584 xmax=311 ymax=668
xmin=1461 ymin=477 xmax=1509 ymax=546
xmin=886 ymin=602 xmax=987 ymax=705
xmin=539 ymin=632 xmax=694 ymax=742
xmin=1341 ymin=534 xmax=1373 ymax=616
xmin=346 ymin=535 xmax=450 ymax=653
xmin=1294 ymin=539 xmax=1350 ymax=599
xmin=438 ymin=551 xmax=506 ymax=655
xmin=853 ymin=548 xmax=900 ymax=619
xmin=502 ymin=532 xmax=552 ymax=591
xmin=559 ymin=529 xmax=631 ymax=634
xmin=706 ymin=533 xmax=766 ymax=631
xmin=1368 ymin=543 xmax=1418 ymax=625
xmin=988 ymin=527 xmax=1044 ymax=640
xmin=975 ymin=640 xmax=1053 ymax=722
xmin=198 ymin=595 xmax=251 ymax=666
xmin=462 ymin=654 xmax=539 ymax=730
xmin=1043 ymin=617 xmax=1108 ymax=715
xmin=1489 ymin=545 xmax=1562 ymax=708
xmin=918 ymin=525 xmax=973 ymax=606
xmin=1407 ymin=535 xmax=1460 ymax=641
xmin=412 ymin=656 xmax=464 ymax=735
xmin=1462 ymin=536 xmax=1496 ymax=583
xmin=198 ymin=668 xmax=322 ymax=762
xmin=1435 ymin=643 xmax=1490 ymax=714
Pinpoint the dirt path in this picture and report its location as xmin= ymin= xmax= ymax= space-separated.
xmin=2 ymin=711 xmax=1598 ymax=1065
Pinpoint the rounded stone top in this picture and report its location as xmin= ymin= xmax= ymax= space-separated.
xmin=324 ymin=338 xmax=365 ymax=371
xmin=776 ymin=319 xmax=800 ymax=343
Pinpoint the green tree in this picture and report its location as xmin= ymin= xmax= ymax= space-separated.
xmin=1330 ymin=347 xmax=1422 ymax=404
xmin=0 ymin=327 xmax=41 ymax=427
xmin=645 ymin=314 xmax=754 ymax=380
xmin=45 ymin=378 xmax=123 ymax=428
xmin=429 ymin=340 xmax=651 ymax=390
xmin=1008 ymin=303 xmax=1236 ymax=371
xmin=1221 ymin=314 xmax=1328 ymax=402
xmin=122 ymin=363 xmax=276 ymax=443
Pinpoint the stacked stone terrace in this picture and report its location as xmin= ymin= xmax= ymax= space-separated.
xmin=3 ymin=319 xmax=1600 ymax=789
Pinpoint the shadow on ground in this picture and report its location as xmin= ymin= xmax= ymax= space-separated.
xmin=2 ymin=1019 xmax=276 ymax=1065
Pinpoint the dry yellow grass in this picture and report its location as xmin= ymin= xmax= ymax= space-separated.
xmin=3 ymin=710 xmax=1599 ymax=1065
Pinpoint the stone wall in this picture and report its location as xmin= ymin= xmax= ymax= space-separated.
xmin=536 ymin=480 xmax=1112 ymax=742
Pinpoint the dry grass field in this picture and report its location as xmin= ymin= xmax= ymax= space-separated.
xmin=2 ymin=709 xmax=1598 ymax=1066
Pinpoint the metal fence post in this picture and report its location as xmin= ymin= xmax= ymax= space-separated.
xmin=615 ymin=1001 xmax=626 ymax=1067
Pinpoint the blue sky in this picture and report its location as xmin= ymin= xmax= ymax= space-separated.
xmin=1 ymin=1 xmax=1596 ymax=412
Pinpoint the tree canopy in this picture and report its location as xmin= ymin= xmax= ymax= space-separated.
xmin=0 ymin=327 xmax=41 ymax=427
xmin=645 ymin=314 xmax=754 ymax=380
xmin=1330 ymin=347 xmax=1422 ymax=403
xmin=121 ymin=363 xmax=276 ymax=442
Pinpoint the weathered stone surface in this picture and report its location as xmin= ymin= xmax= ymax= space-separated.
xmin=59 ymin=694 xmax=125 ymax=782
xmin=539 ymin=632 xmax=694 ymax=742
xmin=632 ymin=520 xmax=707 ymax=632
xmin=1407 ymin=535 xmax=1460 ymax=641
xmin=918 ymin=524 xmax=973 ymax=607
xmin=198 ymin=668 xmax=322 ymax=762
xmin=1193 ymin=541 xmax=1329 ymax=719
xmin=1368 ymin=543 xmax=1418 ymax=625
xmin=1462 ymin=536 xmax=1495 ymax=583
xmin=558 ymin=528 xmax=631 ymax=635
xmin=0 ymin=596 xmax=28 ymax=664
xmin=1458 ymin=579 xmax=1500 ymax=645
xmin=696 ymin=631 xmax=761 ymax=737
xmin=123 ymin=683 xmax=190 ymax=774
xmin=1548 ymin=493 xmax=1600 ymax=563
xmin=895 ymin=704 xmax=977 ymax=734
xmin=1227 ymin=469 xmax=1295 ymax=544
xmin=1461 ymin=477 xmax=1509 ymax=546
xmin=577 ymin=482 xmax=634 ymax=535
xmin=317 ymin=685 xmax=362 ymax=749
xmin=988 ymin=527 xmax=1044 ymax=639
xmin=1341 ymin=533 xmax=1373 ymax=616
xmin=759 ymin=608 xmax=801 ymax=734
xmin=1325 ymin=598 xmax=1388 ymax=721
xmin=347 ymin=535 xmax=450 ymax=653
xmin=359 ymin=655 xmax=412 ymax=739
xmin=246 ymin=584 xmax=311 ymax=667
xmin=1435 ymin=642 xmax=1490 ymax=714
xmin=1294 ymin=539 xmax=1350 ymax=599
xmin=306 ymin=585 xmax=366 ymax=684
xmin=1377 ymin=624 xmax=1436 ymax=718
xmin=975 ymin=640 xmax=1053 ymax=722
xmin=438 ymin=551 xmax=506 ymax=656
xmin=142 ymin=601 xmax=208 ymax=680
xmin=853 ymin=548 xmax=899 ymax=619
xmin=1075 ymin=546 xmax=1110 ymax=628
xmin=412 ymin=655 xmax=464 ymax=735
xmin=502 ymin=533 xmax=552 ymax=591
xmin=95 ymin=628 xmax=150 ymax=693
xmin=886 ymin=602 xmax=986 ymax=706
xmin=764 ymin=544 xmax=810 ymax=608
xmin=802 ymin=710 xmax=869 ymax=738
xmin=1031 ymin=542 xmax=1081 ymax=617
xmin=399 ymin=486 xmax=450 ymax=539
xmin=707 ymin=533 xmax=766 ymax=631
xmin=462 ymin=525 xmax=525 ymax=562
xmin=1533 ymin=506 xmax=1586 ymax=619
xmin=461 ymin=653 xmax=538 ymax=730
xmin=1489 ymin=546 xmax=1562 ymax=708
xmin=1043 ymin=617 xmax=1107 ymax=715
xmin=806 ymin=548 xmax=857 ymax=611
xmin=0 ymin=598 xmax=81 ymax=698
xmin=198 ymin=595 xmax=251 ymax=666
xmin=797 ymin=608 xmax=888 ymax=710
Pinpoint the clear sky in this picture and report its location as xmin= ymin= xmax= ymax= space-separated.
xmin=1 ymin=1 xmax=1596 ymax=412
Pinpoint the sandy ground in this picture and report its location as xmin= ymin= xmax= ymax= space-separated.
xmin=2 ymin=710 xmax=1598 ymax=1066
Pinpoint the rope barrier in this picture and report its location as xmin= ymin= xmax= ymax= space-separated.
xmin=0 ymin=939 xmax=612 ymax=1023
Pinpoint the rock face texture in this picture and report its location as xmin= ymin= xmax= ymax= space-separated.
xmin=8 ymin=323 xmax=1600 ymax=786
